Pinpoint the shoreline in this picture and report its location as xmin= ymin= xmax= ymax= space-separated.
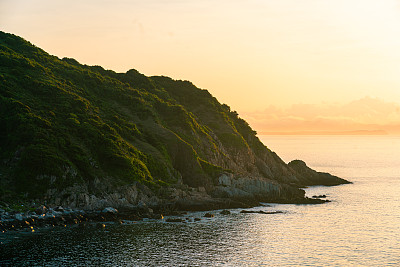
xmin=0 ymin=196 xmax=330 ymax=233
xmin=1 ymin=160 xmax=350 ymax=234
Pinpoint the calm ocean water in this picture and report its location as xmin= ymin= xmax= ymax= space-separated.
xmin=1 ymin=136 xmax=399 ymax=266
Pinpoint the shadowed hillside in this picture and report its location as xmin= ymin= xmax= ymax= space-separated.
xmin=0 ymin=31 xmax=349 ymax=209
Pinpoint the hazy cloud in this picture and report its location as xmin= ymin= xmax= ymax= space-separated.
xmin=241 ymin=97 xmax=400 ymax=134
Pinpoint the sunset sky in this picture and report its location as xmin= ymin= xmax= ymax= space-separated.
xmin=1 ymin=0 xmax=400 ymax=133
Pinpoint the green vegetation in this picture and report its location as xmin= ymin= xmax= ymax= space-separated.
xmin=0 ymin=31 xmax=272 ymax=201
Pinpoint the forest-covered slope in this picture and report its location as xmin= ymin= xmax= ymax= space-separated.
xmin=0 ymin=31 xmax=349 ymax=209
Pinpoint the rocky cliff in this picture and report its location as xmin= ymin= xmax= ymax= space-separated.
xmin=0 ymin=31 xmax=350 ymax=211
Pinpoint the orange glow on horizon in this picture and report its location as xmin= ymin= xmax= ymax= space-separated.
xmin=1 ymin=0 xmax=400 ymax=134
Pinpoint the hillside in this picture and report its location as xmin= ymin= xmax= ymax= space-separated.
xmin=0 ymin=31 xmax=350 ymax=210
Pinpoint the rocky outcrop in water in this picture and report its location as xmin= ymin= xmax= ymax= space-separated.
xmin=240 ymin=210 xmax=284 ymax=214
xmin=288 ymin=160 xmax=352 ymax=186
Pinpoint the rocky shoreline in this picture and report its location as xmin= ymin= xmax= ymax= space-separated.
xmin=19 ymin=160 xmax=347 ymax=213
xmin=1 ymin=158 xmax=351 ymax=234
xmin=0 ymin=33 xmax=352 ymax=239
xmin=0 ymin=205 xmax=160 ymax=233
xmin=0 ymin=194 xmax=331 ymax=233
xmin=0 ymin=155 xmax=349 ymax=234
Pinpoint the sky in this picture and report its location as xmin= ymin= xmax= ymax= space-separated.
xmin=1 ymin=0 xmax=400 ymax=133
xmin=242 ymin=97 xmax=400 ymax=135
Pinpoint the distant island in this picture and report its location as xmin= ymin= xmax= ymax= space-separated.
xmin=0 ymin=31 xmax=350 ymax=219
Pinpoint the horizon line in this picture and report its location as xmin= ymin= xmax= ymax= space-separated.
xmin=258 ymin=130 xmax=389 ymax=136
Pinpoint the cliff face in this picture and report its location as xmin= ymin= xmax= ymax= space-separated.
xmin=0 ymin=32 xmax=349 ymax=210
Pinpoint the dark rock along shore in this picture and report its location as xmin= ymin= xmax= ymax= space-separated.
xmin=0 ymin=31 xmax=351 ymax=232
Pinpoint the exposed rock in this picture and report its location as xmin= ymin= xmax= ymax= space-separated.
xmin=288 ymin=160 xmax=351 ymax=186
xmin=212 ymin=175 xmax=283 ymax=202
xmin=174 ymin=196 xmax=253 ymax=211
xmin=220 ymin=210 xmax=231 ymax=215
xmin=54 ymin=206 xmax=64 ymax=212
xmin=198 ymin=187 xmax=206 ymax=193
xmin=35 ymin=205 xmax=47 ymax=215
xmin=102 ymin=207 xmax=118 ymax=214
xmin=240 ymin=210 xmax=283 ymax=214
xmin=137 ymin=200 xmax=153 ymax=214
xmin=312 ymin=195 xmax=327 ymax=198
xmin=44 ymin=213 xmax=55 ymax=219
xmin=271 ymin=197 xmax=330 ymax=204
xmin=151 ymin=214 xmax=164 ymax=220
xmin=218 ymin=173 xmax=233 ymax=187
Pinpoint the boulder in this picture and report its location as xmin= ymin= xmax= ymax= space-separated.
xmin=15 ymin=213 xmax=23 ymax=221
xmin=312 ymin=195 xmax=327 ymax=198
xmin=137 ymin=201 xmax=153 ymax=214
xmin=35 ymin=205 xmax=47 ymax=215
xmin=44 ymin=213 xmax=55 ymax=219
xmin=102 ymin=207 xmax=118 ymax=214
xmin=218 ymin=173 xmax=232 ymax=186
xmin=54 ymin=206 xmax=64 ymax=212
xmin=198 ymin=187 xmax=206 ymax=193
xmin=220 ymin=210 xmax=231 ymax=215
xmin=240 ymin=210 xmax=283 ymax=214
xmin=151 ymin=214 xmax=164 ymax=219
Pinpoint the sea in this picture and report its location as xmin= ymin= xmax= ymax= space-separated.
xmin=1 ymin=135 xmax=399 ymax=266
